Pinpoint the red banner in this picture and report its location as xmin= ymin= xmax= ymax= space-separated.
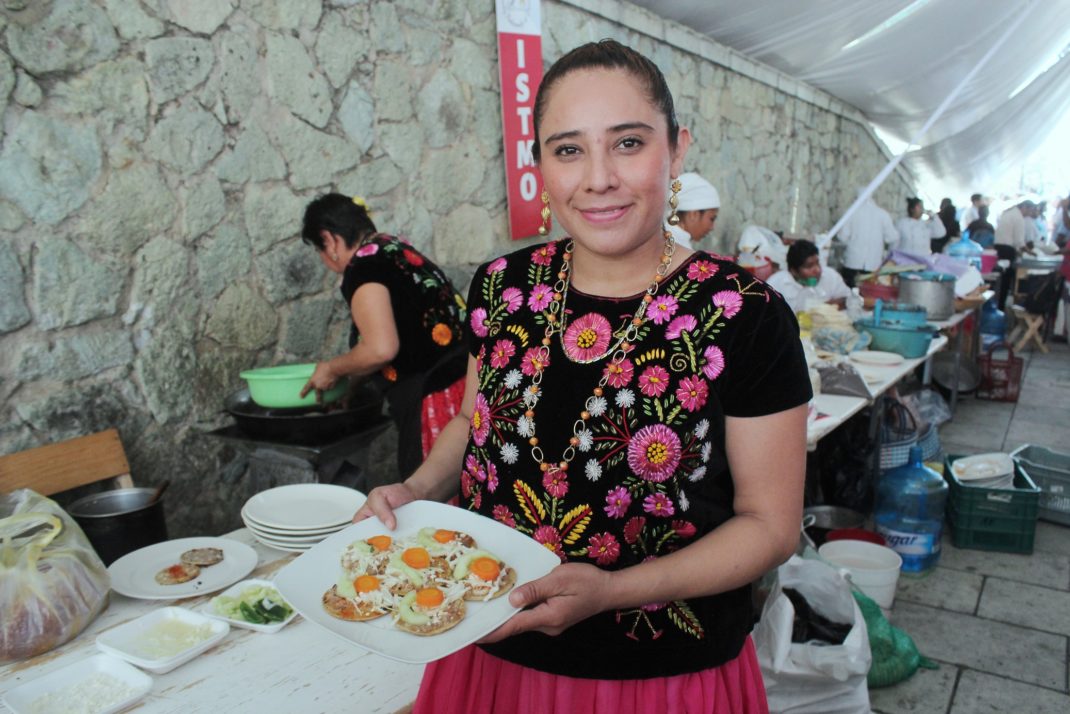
xmin=496 ymin=1 xmax=544 ymax=240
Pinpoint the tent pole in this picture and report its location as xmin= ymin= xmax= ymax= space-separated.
xmin=823 ymin=0 xmax=1038 ymax=243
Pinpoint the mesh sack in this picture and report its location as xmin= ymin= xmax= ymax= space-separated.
xmin=852 ymin=589 xmax=937 ymax=688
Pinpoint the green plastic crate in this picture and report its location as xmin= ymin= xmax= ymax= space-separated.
xmin=943 ymin=455 xmax=1040 ymax=554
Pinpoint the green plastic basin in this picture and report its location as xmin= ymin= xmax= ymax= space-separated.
xmin=239 ymin=364 xmax=348 ymax=409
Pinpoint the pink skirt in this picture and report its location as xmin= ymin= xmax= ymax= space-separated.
xmin=412 ymin=638 xmax=768 ymax=714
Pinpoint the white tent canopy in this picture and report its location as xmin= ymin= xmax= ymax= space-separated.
xmin=631 ymin=0 xmax=1070 ymax=198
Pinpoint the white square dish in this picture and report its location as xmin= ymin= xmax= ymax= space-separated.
xmin=2 ymin=653 xmax=152 ymax=714
xmin=273 ymin=500 xmax=561 ymax=664
xmin=96 ymin=606 xmax=229 ymax=674
xmin=201 ymin=578 xmax=299 ymax=633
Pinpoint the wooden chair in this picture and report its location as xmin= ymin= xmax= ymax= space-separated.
xmin=1009 ymin=305 xmax=1049 ymax=353
xmin=0 ymin=428 xmax=133 ymax=496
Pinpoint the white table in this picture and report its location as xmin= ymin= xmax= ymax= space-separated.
xmin=0 ymin=530 xmax=423 ymax=714
xmin=806 ymin=334 xmax=948 ymax=448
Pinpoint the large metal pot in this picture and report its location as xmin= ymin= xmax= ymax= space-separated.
xmin=898 ymin=271 xmax=956 ymax=320
xmin=67 ymin=488 xmax=168 ymax=565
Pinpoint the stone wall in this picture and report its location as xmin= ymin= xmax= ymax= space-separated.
xmin=0 ymin=0 xmax=916 ymax=537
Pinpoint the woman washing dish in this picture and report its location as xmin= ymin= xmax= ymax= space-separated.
xmin=356 ymin=40 xmax=810 ymax=713
xmin=300 ymin=194 xmax=467 ymax=477
xmin=766 ymin=240 xmax=851 ymax=313
xmin=664 ymin=171 xmax=720 ymax=250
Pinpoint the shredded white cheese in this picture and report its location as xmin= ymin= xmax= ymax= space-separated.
xmin=28 ymin=672 xmax=140 ymax=714
xmin=130 ymin=617 xmax=216 ymax=659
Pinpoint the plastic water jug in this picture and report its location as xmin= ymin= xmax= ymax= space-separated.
xmin=947 ymin=235 xmax=983 ymax=270
xmin=979 ymin=297 xmax=1006 ymax=350
xmin=874 ymin=446 xmax=948 ymax=573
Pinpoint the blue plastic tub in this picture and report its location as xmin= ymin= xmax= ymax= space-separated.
xmin=877 ymin=302 xmax=928 ymax=327
xmin=855 ymin=319 xmax=935 ymax=358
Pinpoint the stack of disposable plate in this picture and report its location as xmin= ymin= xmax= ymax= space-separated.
xmin=241 ymin=484 xmax=366 ymax=552
xmin=951 ymin=453 xmax=1015 ymax=490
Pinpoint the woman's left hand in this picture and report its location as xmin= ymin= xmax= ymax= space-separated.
xmin=478 ymin=563 xmax=614 ymax=642
xmin=300 ymin=361 xmax=339 ymax=399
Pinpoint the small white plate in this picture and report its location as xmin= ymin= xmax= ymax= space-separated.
xmin=2 ymin=654 xmax=152 ymax=714
xmin=243 ymin=484 xmax=366 ymax=531
xmin=249 ymin=534 xmax=315 ymax=552
xmin=242 ymin=512 xmax=348 ymax=540
xmin=96 ymin=607 xmax=228 ymax=674
xmin=274 ymin=500 xmax=561 ymax=664
xmin=952 ymin=453 xmax=1015 ymax=482
xmin=243 ymin=522 xmax=340 ymax=543
xmin=108 ymin=537 xmax=258 ymax=600
xmin=201 ymin=578 xmax=299 ymax=633
xmin=849 ymin=350 xmax=905 ymax=366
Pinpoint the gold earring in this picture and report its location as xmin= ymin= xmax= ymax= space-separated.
xmin=667 ymin=179 xmax=682 ymax=225
xmin=537 ymin=188 xmax=551 ymax=236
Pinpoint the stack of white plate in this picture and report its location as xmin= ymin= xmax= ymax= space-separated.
xmin=241 ymin=484 xmax=366 ymax=552
xmin=951 ymin=453 xmax=1015 ymax=490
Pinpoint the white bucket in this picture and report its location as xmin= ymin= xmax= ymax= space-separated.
xmin=818 ymin=540 xmax=903 ymax=615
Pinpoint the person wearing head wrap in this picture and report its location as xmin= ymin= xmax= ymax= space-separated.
xmin=665 ymin=172 xmax=720 ymax=250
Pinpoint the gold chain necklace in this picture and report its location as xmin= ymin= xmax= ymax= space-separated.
xmin=521 ymin=233 xmax=676 ymax=475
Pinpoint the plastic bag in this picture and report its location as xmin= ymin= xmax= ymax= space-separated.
xmin=816 ymin=362 xmax=870 ymax=399
xmin=901 ymin=388 xmax=951 ymax=430
xmin=1 ymin=489 xmax=110 ymax=663
xmin=754 ymin=555 xmax=872 ymax=714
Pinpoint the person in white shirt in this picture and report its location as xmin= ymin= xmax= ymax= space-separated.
xmin=837 ymin=188 xmax=899 ymax=287
xmin=994 ymin=200 xmax=1038 ymax=307
xmin=767 ymin=239 xmax=851 ymax=313
xmin=895 ymin=197 xmax=945 ymax=256
xmin=664 ymin=172 xmax=719 ymax=251
xmin=959 ymin=193 xmax=984 ymax=232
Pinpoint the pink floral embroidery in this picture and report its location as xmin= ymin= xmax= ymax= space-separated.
xmin=520 ymin=347 xmax=550 ymax=376
xmin=627 ymin=424 xmax=682 ymax=483
xmin=588 ymin=532 xmax=621 ymax=566
xmin=355 ymin=243 xmax=379 ymax=257
xmin=527 ymin=283 xmax=553 ymax=312
xmin=603 ymin=358 xmax=635 ymax=388
xmin=470 ymin=307 xmax=489 ymax=338
xmin=604 ymin=486 xmax=632 ymax=518
xmin=533 ymin=525 xmax=564 ymax=558
xmin=472 ymin=489 xmax=482 ymax=509
xmin=563 ymin=312 xmax=612 ymax=362
xmin=647 ymin=295 xmax=679 ymax=325
xmin=487 ymin=257 xmax=507 ymax=273
xmin=461 ymin=471 xmax=473 ymax=498
xmin=643 ymin=493 xmax=675 ymax=517
xmin=665 ymin=315 xmax=697 ymax=339
xmin=532 ymin=242 xmax=557 ymax=266
xmin=542 ymin=469 xmax=568 ymax=498
xmin=638 ymin=365 xmax=670 ymax=397
xmin=485 ymin=460 xmax=499 ymax=493
xmin=712 ymin=290 xmax=743 ymax=319
xmin=702 ymin=345 xmax=725 ymax=380
xmin=672 ymin=520 xmax=697 ymax=538
xmin=490 ymin=339 xmax=515 ymax=369
xmin=502 ymin=287 xmax=523 ymax=313
xmin=687 ymin=260 xmax=719 ymax=282
xmin=623 ymin=516 xmax=646 ymax=544
xmin=471 ymin=393 xmax=491 ymax=446
xmin=493 ymin=505 xmax=515 ymax=527
xmin=675 ymin=375 xmax=709 ymax=412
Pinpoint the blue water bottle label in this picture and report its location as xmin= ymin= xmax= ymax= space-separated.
xmin=877 ymin=526 xmax=940 ymax=556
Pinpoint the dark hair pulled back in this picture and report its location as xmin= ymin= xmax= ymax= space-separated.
xmin=531 ymin=39 xmax=678 ymax=163
xmin=301 ymin=193 xmax=377 ymax=250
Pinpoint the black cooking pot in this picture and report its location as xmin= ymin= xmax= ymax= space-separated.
xmin=224 ymin=384 xmax=385 ymax=443
xmin=67 ymin=488 xmax=168 ymax=565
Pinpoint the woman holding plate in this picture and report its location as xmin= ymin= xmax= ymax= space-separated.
xmin=356 ymin=40 xmax=811 ymax=713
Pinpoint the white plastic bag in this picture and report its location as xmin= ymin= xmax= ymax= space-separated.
xmin=754 ymin=555 xmax=872 ymax=714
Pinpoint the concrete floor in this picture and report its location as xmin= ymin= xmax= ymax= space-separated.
xmin=871 ymin=340 xmax=1070 ymax=713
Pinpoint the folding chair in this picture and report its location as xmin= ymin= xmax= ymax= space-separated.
xmin=0 ymin=428 xmax=133 ymax=496
xmin=1008 ymin=272 xmax=1062 ymax=354
xmin=1009 ymin=305 xmax=1048 ymax=353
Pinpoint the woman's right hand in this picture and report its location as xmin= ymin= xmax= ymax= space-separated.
xmin=352 ymin=483 xmax=419 ymax=530
xmin=300 ymin=361 xmax=339 ymax=400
